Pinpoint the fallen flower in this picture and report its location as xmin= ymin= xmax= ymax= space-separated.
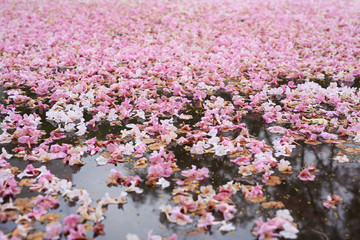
xmin=156 ymin=177 xmax=170 ymax=189
xmin=44 ymin=221 xmax=62 ymax=240
xmin=95 ymin=156 xmax=108 ymax=166
xmin=218 ymin=221 xmax=235 ymax=232
xmin=323 ymin=194 xmax=343 ymax=209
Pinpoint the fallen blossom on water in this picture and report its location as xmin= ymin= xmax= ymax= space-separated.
xmin=218 ymin=221 xmax=236 ymax=232
xmin=125 ymin=233 xmax=141 ymax=240
xmin=44 ymin=221 xmax=62 ymax=240
xmin=181 ymin=165 xmax=209 ymax=180
xmin=298 ymin=163 xmax=318 ymax=181
xmin=168 ymin=206 xmax=193 ymax=226
xmin=197 ymin=212 xmax=220 ymax=229
xmin=334 ymin=155 xmax=350 ymax=163
xmin=95 ymin=156 xmax=108 ymax=166
xmin=125 ymin=180 xmax=143 ymax=194
xmin=156 ymin=177 xmax=170 ymax=189
xmin=323 ymin=195 xmax=343 ymax=209
xmin=279 ymin=222 xmax=299 ymax=239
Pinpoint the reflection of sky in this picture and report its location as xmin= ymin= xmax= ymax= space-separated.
xmin=2 ymin=83 xmax=360 ymax=240
xmin=247 ymin=119 xmax=360 ymax=240
xmin=72 ymin=155 xmax=254 ymax=239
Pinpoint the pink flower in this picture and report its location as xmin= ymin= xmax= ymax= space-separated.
xmin=180 ymin=196 xmax=197 ymax=212
xmin=30 ymin=195 xmax=59 ymax=209
xmin=253 ymin=217 xmax=279 ymax=240
xmin=18 ymin=135 xmax=38 ymax=147
xmin=215 ymin=202 xmax=237 ymax=220
xmin=298 ymin=169 xmax=315 ymax=181
xmin=168 ymin=206 xmax=193 ymax=225
xmin=27 ymin=207 xmax=48 ymax=221
xmin=0 ymin=169 xmax=20 ymax=199
xmin=148 ymin=162 xmax=172 ymax=178
xmin=181 ymin=165 xmax=209 ymax=180
xmin=230 ymin=156 xmax=250 ymax=165
xmin=107 ymin=169 xmax=126 ymax=184
xmin=197 ymin=212 xmax=220 ymax=228
xmin=64 ymin=215 xmax=81 ymax=232
xmin=249 ymin=184 xmax=264 ymax=197
xmin=323 ymin=194 xmax=343 ymax=209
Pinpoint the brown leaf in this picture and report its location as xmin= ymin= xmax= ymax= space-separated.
xmin=40 ymin=213 xmax=61 ymax=223
xmin=265 ymin=176 xmax=282 ymax=186
xmin=171 ymin=162 xmax=180 ymax=172
xmin=27 ymin=232 xmax=44 ymax=240
xmin=261 ymin=201 xmax=285 ymax=209
xmin=14 ymin=198 xmax=33 ymax=214
xmin=145 ymin=177 xmax=158 ymax=186
xmin=11 ymin=167 xmax=21 ymax=175
xmin=246 ymin=196 xmax=266 ymax=203
xmin=176 ymin=129 xmax=191 ymax=134
xmin=147 ymin=142 xmax=167 ymax=150
xmin=324 ymin=139 xmax=344 ymax=144
xmin=19 ymin=179 xmax=33 ymax=187
xmin=143 ymin=139 xmax=156 ymax=144
xmin=344 ymin=147 xmax=360 ymax=154
xmin=184 ymin=228 xmax=206 ymax=236
xmin=101 ymin=152 xmax=112 ymax=158
xmin=304 ymin=139 xmax=322 ymax=145
xmin=134 ymin=158 xmax=148 ymax=168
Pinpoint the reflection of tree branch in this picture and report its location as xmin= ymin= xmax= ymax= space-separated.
xmin=311 ymin=229 xmax=329 ymax=240
xmin=309 ymin=145 xmax=323 ymax=167
xmin=301 ymin=145 xmax=305 ymax=167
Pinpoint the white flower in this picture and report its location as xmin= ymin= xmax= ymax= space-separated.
xmin=218 ymin=221 xmax=235 ymax=232
xmin=190 ymin=141 xmax=208 ymax=155
xmin=280 ymin=222 xmax=299 ymax=239
xmin=137 ymin=110 xmax=146 ymax=120
xmin=238 ymin=166 xmax=252 ymax=176
xmin=0 ymin=132 xmax=12 ymax=144
xmin=334 ymin=155 xmax=349 ymax=163
xmin=122 ymin=142 xmax=135 ymax=155
xmin=125 ymin=233 xmax=141 ymax=240
xmin=353 ymin=133 xmax=360 ymax=143
xmin=1 ymin=148 xmax=12 ymax=159
xmin=276 ymin=209 xmax=294 ymax=222
xmin=213 ymin=144 xmax=227 ymax=156
xmin=156 ymin=177 xmax=170 ymax=189
xmin=64 ymin=123 xmax=76 ymax=132
xmin=114 ymin=192 xmax=128 ymax=204
xmin=278 ymin=159 xmax=292 ymax=172
xmin=95 ymin=156 xmax=108 ymax=166
xmin=207 ymin=136 xmax=220 ymax=146
xmin=208 ymin=128 xmax=218 ymax=138
xmin=125 ymin=180 xmax=143 ymax=194
xmin=0 ymin=169 xmax=13 ymax=180
xmin=108 ymin=109 xmax=118 ymax=121
xmin=76 ymin=121 xmax=87 ymax=136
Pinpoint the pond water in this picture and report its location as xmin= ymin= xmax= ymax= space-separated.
xmin=1 ymin=83 xmax=359 ymax=240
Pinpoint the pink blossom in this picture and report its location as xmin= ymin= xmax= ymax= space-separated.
xmin=148 ymin=162 xmax=172 ymax=178
xmin=197 ymin=212 xmax=220 ymax=228
xmin=27 ymin=207 xmax=48 ymax=221
xmin=168 ymin=206 xmax=193 ymax=225
xmin=30 ymin=195 xmax=59 ymax=209
xmin=215 ymin=202 xmax=237 ymax=220
xmin=181 ymin=165 xmax=209 ymax=180
xmin=298 ymin=169 xmax=315 ymax=181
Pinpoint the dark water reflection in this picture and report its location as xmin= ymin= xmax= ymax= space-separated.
xmin=1 ymin=83 xmax=359 ymax=239
xmin=2 ymin=116 xmax=360 ymax=240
